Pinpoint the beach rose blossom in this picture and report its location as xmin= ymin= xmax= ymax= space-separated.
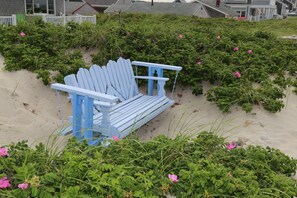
xmin=19 ymin=32 xmax=26 ymax=37
xmin=234 ymin=71 xmax=241 ymax=78
xmin=0 ymin=177 xmax=11 ymax=189
xmin=247 ymin=49 xmax=253 ymax=54
xmin=168 ymin=174 xmax=179 ymax=183
xmin=112 ymin=136 xmax=120 ymax=141
xmin=196 ymin=60 xmax=202 ymax=65
xmin=18 ymin=183 xmax=29 ymax=190
xmin=233 ymin=47 xmax=239 ymax=51
xmin=226 ymin=142 xmax=237 ymax=150
xmin=0 ymin=148 xmax=8 ymax=156
xmin=178 ymin=34 xmax=184 ymax=40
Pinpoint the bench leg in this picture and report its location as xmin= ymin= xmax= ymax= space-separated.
xmin=72 ymin=93 xmax=83 ymax=141
xmin=84 ymin=96 xmax=94 ymax=145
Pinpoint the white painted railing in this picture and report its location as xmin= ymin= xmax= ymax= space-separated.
xmin=43 ymin=15 xmax=96 ymax=26
xmin=0 ymin=15 xmax=17 ymax=26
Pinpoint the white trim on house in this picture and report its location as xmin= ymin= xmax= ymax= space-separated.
xmin=196 ymin=0 xmax=231 ymax=17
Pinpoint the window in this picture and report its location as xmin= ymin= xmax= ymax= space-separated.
xmin=25 ymin=0 xmax=55 ymax=14
xmin=26 ymin=0 xmax=33 ymax=14
xmin=34 ymin=0 xmax=47 ymax=13
xmin=237 ymin=10 xmax=246 ymax=17
xmin=48 ymin=0 xmax=54 ymax=14
xmin=241 ymin=11 xmax=246 ymax=17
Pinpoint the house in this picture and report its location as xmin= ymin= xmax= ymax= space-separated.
xmin=65 ymin=0 xmax=98 ymax=15
xmin=84 ymin=0 xmax=118 ymax=12
xmin=192 ymin=0 xmax=239 ymax=17
xmin=104 ymin=0 xmax=133 ymax=13
xmin=283 ymin=0 xmax=295 ymax=10
xmin=275 ymin=0 xmax=288 ymax=16
xmin=218 ymin=0 xmax=277 ymax=21
xmin=104 ymin=0 xmax=237 ymax=18
xmin=105 ymin=0 xmax=210 ymax=17
xmin=0 ymin=0 xmax=64 ymax=16
xmin=0 ymin=0 xmax=116 ymax=17
xmin=66 ymin=0 xmax=117 ymax=15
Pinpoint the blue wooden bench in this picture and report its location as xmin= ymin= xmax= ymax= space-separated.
xmin=51 ymin=57 xmax=182 ymax=145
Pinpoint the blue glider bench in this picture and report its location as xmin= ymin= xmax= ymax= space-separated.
xmin=51 ymin=57 xmax=182 ymax=145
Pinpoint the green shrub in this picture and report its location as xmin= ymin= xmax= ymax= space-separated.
xmin=0 ymin=133 xmax=296 ymax=197
xmin=1 ymin=14 xmax=297 ymax=113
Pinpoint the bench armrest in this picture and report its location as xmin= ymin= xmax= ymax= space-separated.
xmin=51 ymin=83 xmax=118 ymax=105
xmin=134 ymin=76 xmax=169 ymax=81
xmin=131 ymin=61 xmax=182 ymax=71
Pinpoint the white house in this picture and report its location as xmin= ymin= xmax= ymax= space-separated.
xmin=222 ymin=0 xmax=277 ymax=21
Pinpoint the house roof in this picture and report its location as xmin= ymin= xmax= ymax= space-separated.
xmin=84 ymin=0 xmax=117 ymax=6
xmin=283 ymin=0 xmax=294 ymax=5
xmin=127 ymin=2 xmax=209 ymax=17
xmin=276 ymin=0 xmax=288 ymax=6
xmin=192 ymin=0 xmax=238 ymax=17
xmin=104 ymin=0 xmax=133 ymax=13
xmin=66 ymin=1 xmax=99 ymax=15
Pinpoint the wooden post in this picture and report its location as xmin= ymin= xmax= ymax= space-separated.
xmin=83 ymin=96 xmax=94 ymax=145
xmin=100 ymin=106 xmax=112 ymax=136
xmin=148 ymin=67 xmax=155 ymax=96
xmin=156 ymin=68 xmax=164 ymax=95
xmin=157 ymin=81 xmax=166 ymax=96
xmin=11 ymin=15 xmax=17 ymax=26
xmin=72 ymin=93 xmax=83 ymax=141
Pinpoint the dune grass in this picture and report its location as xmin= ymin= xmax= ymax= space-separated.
xmin=256 ymin=17 xmax=297 ymax=36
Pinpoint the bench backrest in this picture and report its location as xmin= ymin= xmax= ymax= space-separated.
xmin=64 ymin=57 xmax=138 ymax=102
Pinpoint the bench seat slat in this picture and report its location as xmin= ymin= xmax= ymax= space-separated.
xmin=115 ymin=97 xmax=171 ymax=130
xmin=93 ymin=95 xmax=159 ymax=125
xmin=119 ymin=99 xmax=174 ymax=138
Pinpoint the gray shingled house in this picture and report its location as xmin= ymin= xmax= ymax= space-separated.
xmin=66 ymin=0 xmax=117 ymax=15
xmin=192 ymin=0 xmax=238 ymax=18
xmin=211 ymin=0 xmax=277 ymax=21
xmin=104 ymin=0 xmax=237 ymax=18
xmin=0 ymin=0 xmax=116 ymax=16
xmin=0 ymin=0 xmax=64 ymax=16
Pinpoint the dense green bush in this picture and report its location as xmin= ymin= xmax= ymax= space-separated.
xmin=1 ymin=14 xmax=297 ymax=112
xmin=0 ymin=132 xmax=296 ymax=197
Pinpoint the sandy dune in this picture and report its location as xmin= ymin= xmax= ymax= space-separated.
xmin=0 ymin=54 xmax=71 ymax=147
xmin=0 ymin=53 xmax=296 ymax=165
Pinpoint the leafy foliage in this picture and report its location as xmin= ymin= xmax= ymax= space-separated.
xmin=0 ymin=133 xmax=296 ymax=197
xmin=1 ymin=15 xmax=297 ymax=112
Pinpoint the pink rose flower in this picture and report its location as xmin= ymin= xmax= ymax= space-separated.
xmin=233 ymin=47 xmax=239 ymax=51
xmin=0 ymin=148 xmax=8 ymax=157
xmin=196 ymin=60 xmax=202 ymax=65
xmin=19 ymin=32 xmax=26 ymax=37
xmin=226 ymin=142 xmax=237 ymax=150
xmin=168 ymin=174 xmax=179 ymax=183
xmin=247 ymin=49 xmax=253 ymax=54
xmin=0 ymin=177 xmax=11 ymax=189
xmin=234 ymin=71 xmax=241 ymax=78
xmin=178 ymin=34 xmax=184 ymax=40
xmin=18 ymin=183 xmax=29 ymax=190
xmin=112 ymin=136 xmax=120 ymax=141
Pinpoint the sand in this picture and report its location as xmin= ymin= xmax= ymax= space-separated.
xmin=0 ymin=53 xmax=296 ymax=164
xmin=138 ymin=84 xmax=297 ymax=160
xmin=0 ymin=54 xmax=71 ymax=147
